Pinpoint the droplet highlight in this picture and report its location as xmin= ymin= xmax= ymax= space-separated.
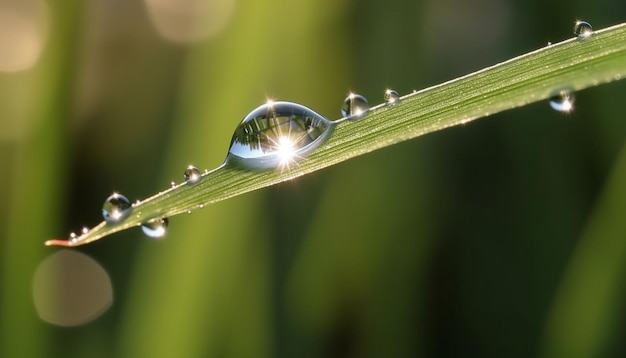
xmin=573 ymin=20 xmax=593 ymax=40
xmin=184 ymin=165 xmax=201 ymax=184
xmin=102 ymin=193 xmax=132 ymax=224
xmin=141 ymin=218 xmax=168 ymax=239
xmin=384 ymin=89 xmax=400 ymax=104
xmin=226 ymin=101 xmax=334 ymax=170
xmin=549 ymin=89 xmax=575 ymax=113
xmin=341 ymin=93 xmax=370 ymax=118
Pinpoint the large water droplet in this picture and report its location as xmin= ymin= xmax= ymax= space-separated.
xmin=384 ymin=89 xmax=400 ymax=104
xmin=573 ymin=20 xmax=593 ymax=40
xmin=184 ymin=165 xmax=201 ymax=184
xmin=102 ymin=193 xmax=132 ymax=224
xmin=141 ymin=218 xmax=168 ymax=239
xmin=549 ymin=89 xmax=575 ymax=113
xmin=226 ymin=101 xmax=334 ymax=170
xmin=341 ymin=93 xmax=370 ymax=118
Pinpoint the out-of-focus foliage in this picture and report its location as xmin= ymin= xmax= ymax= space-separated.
xmin=0 ymin=0 xmax=625 ymax=357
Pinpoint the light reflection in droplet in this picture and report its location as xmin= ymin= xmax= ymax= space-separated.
xmin=102 ymin=193 xmax=132 ymax=224
xmin=276 ymin=136 xmax=297 ymax=165
xmin=144 ymin=0 xmax=235 ymax=44
xmin=32 ymin=250 xmax=113 ymax=327
xmin=340 ymin=93 xmax=370 ymax=118
xmin=0 ymin=0 xmax=49 ymax=72
xmin=573 ymin=20 xmax=593 ymax=40
xmin=141 ymin=218 xmax=168 ymax=239
xmin=226 ymin=101 xmax=334 ymax=171
xmin=183 ymin=165 xmax=201 ymax=184
xmin=384 ymin=89 xmax=400 ymax=104
xmin=549 ymin=89 xmax=575 ymax=113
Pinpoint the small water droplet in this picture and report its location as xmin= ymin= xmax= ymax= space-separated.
xmin=186 ymin=210 xmax=192 ymax=214
xmin=141 ymin=218 xmax=168 ymax=239
xmin=102 ymin=193 xmax=132 ymax=224
xmin=573 ymin=20 xmax=593 ymax=40
xmin=226 ymin=101 xmax=334 ymax=170
xmin=384 ymin=89 xmax=400 ymax=104
xmin=549 ymin=89 xmax=575 ymax=113
xmin=170 ymin=181 xmax=176 ymax=188
xmin=199 ymin=204 xmax=205 ymax=209
xmin=82 ymin=227 xmax=89 ymax=235
xmin=341 ymin=93 xmax=370 ymax=118
xmin=184 ymin=165 xmax=201 ymax=184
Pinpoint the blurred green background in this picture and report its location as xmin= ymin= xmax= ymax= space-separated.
xmin=1 ymin=0 xmax=626 ymax=357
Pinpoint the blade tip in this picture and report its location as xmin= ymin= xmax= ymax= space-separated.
xmin=45 ymin=239 xmax=72 ymax=247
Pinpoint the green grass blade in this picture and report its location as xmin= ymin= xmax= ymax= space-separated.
xmin=46 ymin=22 xmax=626 ymax=247
xmin=541 ymin=141 xmax=626 ymax=358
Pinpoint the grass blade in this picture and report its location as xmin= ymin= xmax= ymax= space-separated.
xmin=46 ymin=22 xmax=626 ymax=247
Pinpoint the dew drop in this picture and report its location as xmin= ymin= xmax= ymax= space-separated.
xmin=184 ymin=165 xmax=201 ymax=184
xmin=341 ymin=93 xmax=370 ymax=118
xmin=573 ymin=20 xmax=593 ymax=40
xmin=549 ymin=89 xmax=575 ymax=113
xmin=102 ymin=193 xmax=132 ymax=224
xmin=141 ymin=218 xmax=168 ymax=239
xmin=226 ymin=101 xmax=334 ymax=170
xmin=170 ymin=181 xmax=176 ymax=188
xmin=384 ymin=89 xmax=400 ymax=104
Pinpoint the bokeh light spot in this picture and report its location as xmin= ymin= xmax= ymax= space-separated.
xmin=144 ymin=0 xmax=235 ymax=44
xmin=32 ymin=250 xmax=113 ymax=327
xmin=0 ymin=0 xmax=49 ymax=72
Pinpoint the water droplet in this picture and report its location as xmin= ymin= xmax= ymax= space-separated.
xmin=170 ymin=181 xmax=176 ymax=188
xmin=226 ymin=101 xmax=334 ymax=170
xmin=184 ymin=165 xmax=201 ymax=184
xmin=102 ymin=193 xmax=132 ymax=224
xmin=141 ymin=218 xmax=168 ymax=239
xmin=82 ymin=227 xmax=89 ymax=234
xmin=341 ymin=93 xmax=370 ymax=118
xmin=549 ymin=89 xmax=575 ymax=113
xmin=573 ymin=20 xmax=593 ymax=40
xmin=384 ymin=89 xmax=400 ymax=104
